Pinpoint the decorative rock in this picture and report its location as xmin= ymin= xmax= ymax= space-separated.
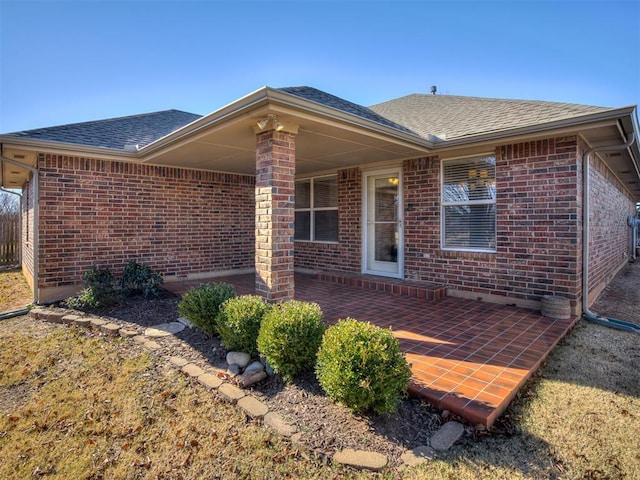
xmin=41 ymin=311 xmax=66 ymax=324
xmin=73 ymin=317 xmax=92 ymax=328
xmin=261 ymin=357 xmax=275 ymax=376
xmin=101 ymin=323 xmax=121 ymax=337
xmin=176 ymin=316 xmax=193 ymax=328
xmin=430 ymin=421 xmax=465 ymax=451
xmin=144 ymin=322 xmax=185 ymax=337
xmin=62 ymin=314 xmax=82 ymax=325
xmin=333 ymin=449 xmax=388 ymax=472
xmin=168 ymin=356 xmax=189 ymax=368
xmin=181 ymin=363 xmax=204 ymax=378
xmin=236 ymin=370 xmax=267 ymax=388
xmin=227 ymin=364 xmax=241 ymax=377
xmin=244 ymin=361 xmax=265 ymax=375
xmin=264 ymin=412 xmax=298 ymax=437
xmin=143 ymin=340 xmax=161 ymax=350
xmin=198 ymin=373 xmax=223 ymax=390
xmin=119 ymin=328 xmax=138 ymax=338
xmin=237 ymin=396 xmax=269 ymax=419
xmin=218 ymin=383 xmax=246 ymax=404
xmin=29 ymin=307 xmax=46 ymax=320
xmin=89 ymin=318 xmax=107 ymax=328
xmin=226 ymin=352 xmax=251 ymax=369
xmin=400 ymin=445 xmax=437 ymax=467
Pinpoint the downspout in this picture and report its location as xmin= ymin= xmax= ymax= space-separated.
xmin=0 ymin=146 xmax=39 ymax=305
xmin=581 ymin=132 xmax=640 ymax=334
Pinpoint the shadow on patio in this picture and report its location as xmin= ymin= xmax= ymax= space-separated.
xmin=165 ymin=272 xmax=578 ymax=427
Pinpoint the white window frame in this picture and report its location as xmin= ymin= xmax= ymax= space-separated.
xmin=441 ymin=154 xmax=497 ymax=253
xmin=294 ymin=175 xmax=339 ymax=243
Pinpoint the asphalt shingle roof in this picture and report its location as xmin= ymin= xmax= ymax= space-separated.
xmin=369 ymin=94 xmax=611 ymax=141
xmin=4 ymin=109 xmax=202 ymax=151
xmin=277 ymin=86 xmax=419 ymax=136
xmin=3 ymin=88 xmax=615 ymax=151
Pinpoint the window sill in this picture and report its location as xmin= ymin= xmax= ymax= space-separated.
xmin=294 ymin=240 xmax=340 ymax=245
xmin=439 ymin=250 xmax=495 ymax=261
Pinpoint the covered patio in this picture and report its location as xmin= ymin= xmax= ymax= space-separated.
xmin=165 ymin=273 xmax=578 ymax=427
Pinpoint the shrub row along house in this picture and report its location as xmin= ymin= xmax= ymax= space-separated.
xmin=1 ymin=86 xmax=638 ymax=316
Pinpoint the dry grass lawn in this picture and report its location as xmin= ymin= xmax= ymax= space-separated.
xmin=0 ymin=321 xmax=363 ymax=479
xmin=0 ymin=268 xmax=32 ymax=312
xmin=1 ymin=263 xmax=639 ymax=479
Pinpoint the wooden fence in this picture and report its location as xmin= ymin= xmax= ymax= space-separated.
xmin=0 ymin=215 xmax=19 ymax=266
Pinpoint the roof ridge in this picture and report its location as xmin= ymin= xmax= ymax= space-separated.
xmin=371 ymin=93 xmax=612 ymax=110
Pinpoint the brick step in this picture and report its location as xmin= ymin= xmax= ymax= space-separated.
xmin=316 ymin=272 xmax=447 ymax=302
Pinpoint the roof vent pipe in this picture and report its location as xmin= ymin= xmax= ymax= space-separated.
xmin=430 ymin=86 xmax=437 ymax=95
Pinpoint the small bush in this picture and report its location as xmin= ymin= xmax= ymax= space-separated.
xmin=218 ymin=295 xmax=271 ymax=356
xmin=177 ymin=282 xmax=236 ymax=336
xmin=316 ymin=318 xmax=412 ymax=414
xmin=257 ymin=300 xmax=325 ymax=382
xmin=120 ymin=260 xmax=163 ymax=297
xmin=66 ymin=267 xmax=119 ymax=308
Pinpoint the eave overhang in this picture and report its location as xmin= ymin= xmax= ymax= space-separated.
xmin=1 ymin=87 xmax=638 ymax=199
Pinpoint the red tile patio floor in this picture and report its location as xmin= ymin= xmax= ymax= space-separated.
xmin=166 ymin=273 xmax=578 ymax=427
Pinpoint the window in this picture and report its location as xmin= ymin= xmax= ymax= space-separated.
xmin=295 ymin=176 xmax=338 ymax=242
xmin=441 ymin=155 xmax=496 ymax=252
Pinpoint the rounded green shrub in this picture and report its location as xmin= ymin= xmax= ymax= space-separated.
xmin=218 ymin=295 xmax=271 ymax=356
xmin=65 ymin=267 xmax=119 ymax=308
xmin=257 ymin=300 xmax=325 ymax=382
xmin=315 ymin=318 xmax=412 ymax=414
xmin=177 ymin=282 xmax=236 ymax=336
xmin=120 ymin=260 xmax=163 ymax=297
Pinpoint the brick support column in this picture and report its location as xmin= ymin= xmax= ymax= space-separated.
xmin=255 ymin=128 xmax=296 ymax=301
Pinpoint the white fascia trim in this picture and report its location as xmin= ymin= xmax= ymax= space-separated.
xmin=138 ymin=86 xmax=274 ymax=156
xmin=138 ymin=86 xmax=435 ymax=158
xmin=0 ymin=138 xmax=139 ymax=162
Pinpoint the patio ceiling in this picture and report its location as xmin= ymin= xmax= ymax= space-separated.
xmin=139 ymin=100 xmax=431 ymax=177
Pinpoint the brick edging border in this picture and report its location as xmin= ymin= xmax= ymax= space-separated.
xmin=29 ymin=307 xmax=463 ymax=472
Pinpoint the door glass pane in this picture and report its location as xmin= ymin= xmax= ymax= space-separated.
xmin=375 ymin=222 xmax=398 ymax=262
xmin=375 ymin=177 xmax=398 ymax=222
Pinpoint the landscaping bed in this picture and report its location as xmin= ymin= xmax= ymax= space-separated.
xmin=56 ymin=292 xmax=444 ymax=467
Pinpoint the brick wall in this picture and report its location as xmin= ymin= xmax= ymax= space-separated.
xmin=37 ymin=154 xmax=255 ymax=300
xmin=294 ymin=167 xmax=361 ymax=272
xmin=21 ymin=175 xmax=35 ymax=291
xmin=403 ymin=138 xmax=583 ymax=308
xmin=255 ymin=130 xmax=296 ymax=301
xmin=581 ymin=138 xmax=636 ymax=304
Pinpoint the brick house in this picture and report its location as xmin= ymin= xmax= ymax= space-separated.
xmin=1 ymin=86 xmax=638 ymax=314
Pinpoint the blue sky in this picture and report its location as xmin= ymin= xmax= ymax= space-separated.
xmin=1 ymin=0 xmax=638 ymax=133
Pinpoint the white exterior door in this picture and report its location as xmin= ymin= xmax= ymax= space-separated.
xmin=363 ymin=169 xmax=403 ymax=278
